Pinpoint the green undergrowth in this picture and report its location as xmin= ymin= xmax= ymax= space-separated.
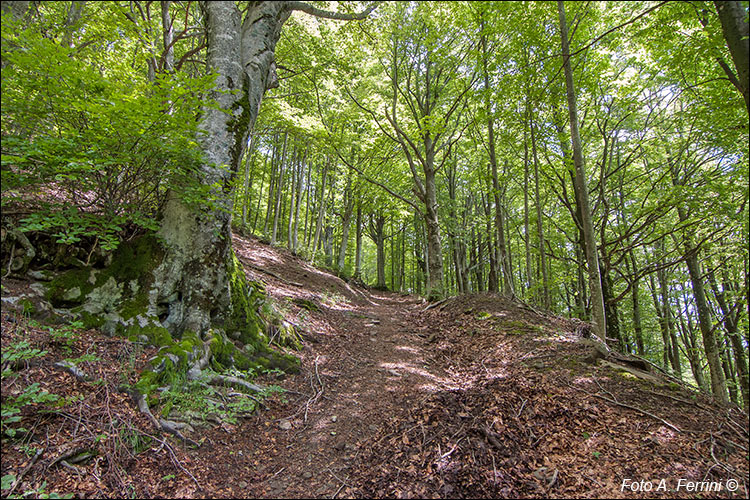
xmin=156 ymin=368 xmax=284 ymax=427
xmin=1 ymin=340 xmax=60 ymax=439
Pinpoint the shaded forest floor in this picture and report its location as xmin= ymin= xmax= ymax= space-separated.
xmin=2 ymin=234 xmax=748 ymax=498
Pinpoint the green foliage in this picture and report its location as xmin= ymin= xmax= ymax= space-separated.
xmin=119 ymin=427 xmax=152 ymax=455
xmin=0 ymin=475 xmax=73 ymax=499
xmin=1 ymin=341 xmax=59 ymax=438
xmin=1 ymin=474 xmax=14 ymax=491
xmin=45 ymin=320 xmax=83 ymax=354
xmin=1 ymin=10 xmax=214 ymax=250
xmin=156 ymin=367 xmax=283 ymax=426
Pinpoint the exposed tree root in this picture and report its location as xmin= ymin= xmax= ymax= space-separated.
xmin=205 ymin=373 xmax=264 ymax=393
xmin=120 ymin=386 xmax=201 ymax=448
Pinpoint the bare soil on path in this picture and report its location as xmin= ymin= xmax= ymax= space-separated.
xmin=2 ymin=234 xmax=748 ymax=499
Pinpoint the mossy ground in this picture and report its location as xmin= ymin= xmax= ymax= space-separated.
xmin=42 ymin=234 xmax=299 ymax=397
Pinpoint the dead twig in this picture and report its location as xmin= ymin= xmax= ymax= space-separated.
xmin=645 ymin=389 xmax=712 ymax=412
xmin=546 ymin=468 xmax=559 ymax=489
xmin=327 ymin=467 xmax=351 ymax=499
xmin=142 ymin=430 xmax=202 ymax=490
xmin=515 ymin=399 xmax=527 ymax=419
xmin=6 ymin=447 xmax=44 ymax=497
xmin=567 ymin=382 xmax=681 ymax=433
xmin=245 ymin=263 xmax=303 ymax=287
xmin=438 ymin=436 xmax=466 ymax=461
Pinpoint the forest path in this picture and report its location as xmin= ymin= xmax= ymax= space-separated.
xmin=192 ymin=235 xmax=449 ymax=498
xmin=187 ymin=234 xmax=749 ymax=499
xmin=2 ymin=234 xmax=747 ymax=499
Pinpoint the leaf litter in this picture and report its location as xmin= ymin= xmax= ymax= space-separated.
xmin=1 ymin=234 xmax=747 ymax=498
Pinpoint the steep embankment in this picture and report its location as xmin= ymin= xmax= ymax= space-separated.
xmin=1 ymin=234 xmax=747 ymax=499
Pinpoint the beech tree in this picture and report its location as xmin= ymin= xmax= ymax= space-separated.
xmin=557 ymin=0 xmax=607 ymax=345
xmin=4 ymin=1 xmax=747 ymax=408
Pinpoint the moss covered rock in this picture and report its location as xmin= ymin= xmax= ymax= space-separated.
xmin=44 ymin=233 xmax=299 ymax=382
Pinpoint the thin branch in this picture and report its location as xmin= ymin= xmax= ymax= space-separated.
xmin=286 ymin=1 xmax=380 ymax=21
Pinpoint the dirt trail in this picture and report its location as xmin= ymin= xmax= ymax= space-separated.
xmin=3 ymin=234 xmax=746 ymax=499
xmin=191 ymin=235 xmax=748 ymax=499
xmin=195 ymin=236 xmax=447 ymax=497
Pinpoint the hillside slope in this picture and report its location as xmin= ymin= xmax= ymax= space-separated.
xmin=1 ymin=234 xmax=748 ymax=499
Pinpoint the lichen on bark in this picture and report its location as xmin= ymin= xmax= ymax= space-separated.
xmin=43 ymin=231 xmax=299 ymax=386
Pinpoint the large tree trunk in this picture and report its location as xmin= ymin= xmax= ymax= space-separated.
xmin=153 ymin=2 xmax=289 ymax=339
xmin=714 ymin=1 xmax=749 ymax=113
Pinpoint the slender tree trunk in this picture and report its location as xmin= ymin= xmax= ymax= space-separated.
xmin=303 ymin=157 xmax=313 ymax=248
xmin=240 ymin=133 xmax=257 ymax=227
xmin=480 ymin=29 xmax=512 ymax=297
xmin=424 ymin=164 xmax=443 ymax=300
xmin=628 ymin=253 xmax=645 ymax=356
xmin=252 ymin=150 xmax=269 ymax=234
xmin=401 ymin=226 xmax=406 ymax=291
xmin=337 ymin=169 xmax=354 ymax=273
xmin=311 ymin=157 xmax=330 ymax=261
xmin=271 ymin=132 xmax=288 ymax=245
xmin=649 ymin=272 xmax=673 ymax=370
xmin=523 ymin=107 xmax=532 ymax=297
xmin=160 ymin=1 xmax=173 ymax=71
xmin=369 ymin=214 xmax=387 ymax=289
xmin=291 ymin=147 xmax=306 ymax=253
xmin=484 ymin=189 xmax=499 ymax=293
xmin=530 ymin=110 xmax=549 ymax=309
xmin=263 ymin=134 xmax=279 ymax=235
xmin=721 ymin=340 xmax=739 ymax=405
xmin=63 ymin=1 xmax=85 ymax=49
xmin=558 ymin=0 xmax=607 ymax=344
xmin=671 ymin=171 xmax=728 ymax=403
xmin=354 ymin=203 xmax=362 ymax=279
xmin=709 ymin=266 xmax=749 ymax=408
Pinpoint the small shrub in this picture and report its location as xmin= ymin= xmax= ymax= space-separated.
xmin=1 ymin=341 xmax=60 ymax=438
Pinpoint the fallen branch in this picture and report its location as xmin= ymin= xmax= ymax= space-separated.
xmin=6 ymin=447 xmax=44 ymax=497
xmin=568 ymin=382 xmax=681 ymax=433
xmin=646 ymin=389 xmax=712 ymax=412
xmin=423 ymin=298 xmax=447 ymax=312
xmin=140 ymin=429 xmax=202 ymax=490
xmin=327 ymin=467 xmax=352 ymax=499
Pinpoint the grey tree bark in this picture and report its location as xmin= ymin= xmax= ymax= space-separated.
xmin=337 ymin=169 xmax=355 ymax=273
xmin=669 ymin=157 xmax=728 ymax=403
xmin=558 ymin=0 xmax=607 ymax=346
xmin=153 ymin=1 xmax=376 ymax=338
xmin=714 ymin=1 xmax=749 ymax=113
xmin=480 ymin=29 xmax=513 ymax=298
xmin=529 ymin=108 xmax=549 ymax=310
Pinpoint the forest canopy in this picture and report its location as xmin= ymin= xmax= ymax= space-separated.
xmin=1 ymin=0 xmax=748 ymax=410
